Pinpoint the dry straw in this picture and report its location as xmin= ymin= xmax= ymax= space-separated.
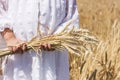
xmin=0 ymin=23 xmax=98 ymax=58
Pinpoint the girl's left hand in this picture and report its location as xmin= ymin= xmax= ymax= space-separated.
xmin=38 ymin=43 xmax=54 ymax=51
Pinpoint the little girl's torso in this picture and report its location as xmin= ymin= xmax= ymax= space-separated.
xmin=7 ymin=0 xmax=67 ymax=41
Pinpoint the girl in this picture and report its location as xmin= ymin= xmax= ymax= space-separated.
xmin=0 ymin=0 xmax=80 ymax=80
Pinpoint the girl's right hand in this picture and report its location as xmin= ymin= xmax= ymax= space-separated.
xmin=1 ymin=28 xmax=27 ymax=53
xmin=6 ymin=38 xmax=27 ymax=53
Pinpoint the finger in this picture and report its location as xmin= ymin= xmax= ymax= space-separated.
xmin=47 ymin=44 xmax=55 ymax=51
xmin=41 ymin=44 xmax=45 ymax=50
xmin=43 ymin=43 xmax=47 ymax=50
xmin=8 ymin=46 xmax=14 ymax=53
xmin=16 ymin=45 xmax=23 ymax=53
xmin=12 ymin=46 xmax=17 ymax=53
xmin=38 ymin=44 xmax=44 ymax=50
xmin=47 ymin=43 xmax=51 ymax=50
xmin=38 ymin=43 xmax=42 ymax=49
xmin=22 ymin=43 xmax=27 ymax=52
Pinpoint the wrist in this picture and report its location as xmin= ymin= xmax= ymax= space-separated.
xmin=1 ymin=28 xmax=16 ymax=43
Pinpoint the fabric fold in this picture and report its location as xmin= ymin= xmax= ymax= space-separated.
xmin=0 ymin=0 xmax=13 ymax=32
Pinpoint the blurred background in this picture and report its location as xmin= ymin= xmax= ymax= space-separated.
xmin=70 ymin=0 xmax=120 ymax=80
xmin=77 ymin=0 xmax=120 ymax=40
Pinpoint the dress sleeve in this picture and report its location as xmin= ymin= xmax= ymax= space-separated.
xmin=0 ymin=0 xmax=13 ymax=32
xmin=54 ymin=0 xmax=80 ymax=34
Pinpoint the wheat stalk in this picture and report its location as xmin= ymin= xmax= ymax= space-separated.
xmin=0 ymin=26 xmax=98 ymax=58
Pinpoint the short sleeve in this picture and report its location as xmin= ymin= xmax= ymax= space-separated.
xmin=0 ymin=0 xmax=13 ymax=32
xmin=54 ymin=0 xmax=80 ymax=34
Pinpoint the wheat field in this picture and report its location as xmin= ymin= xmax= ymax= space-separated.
xmin=70 ymin=0 xmax=120 ymax=80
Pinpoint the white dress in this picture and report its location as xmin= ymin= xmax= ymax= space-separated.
xmin=0 ymin=0 xmax=80 ymax=80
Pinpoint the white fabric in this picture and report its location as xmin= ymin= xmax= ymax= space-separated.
xmin=0 ymin=0 xmax=80 ymax=80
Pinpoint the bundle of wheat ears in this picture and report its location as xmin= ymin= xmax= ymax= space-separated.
xmin=0 ymin=23 xmax=98 ymax=58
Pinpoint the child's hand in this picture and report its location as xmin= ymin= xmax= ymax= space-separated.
xmin=39 ymin=43 xmax=55 ymax=51
xmin=6 ymin=38 xmax=27 ymax=53
xmin=1 ymin=28 xmax=27 ymax=53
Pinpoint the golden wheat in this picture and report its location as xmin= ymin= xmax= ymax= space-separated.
xmin=70 ymin=0 xmax=120 ymax=80
xmin=0 ymin=27 xmax=98 ymax=58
